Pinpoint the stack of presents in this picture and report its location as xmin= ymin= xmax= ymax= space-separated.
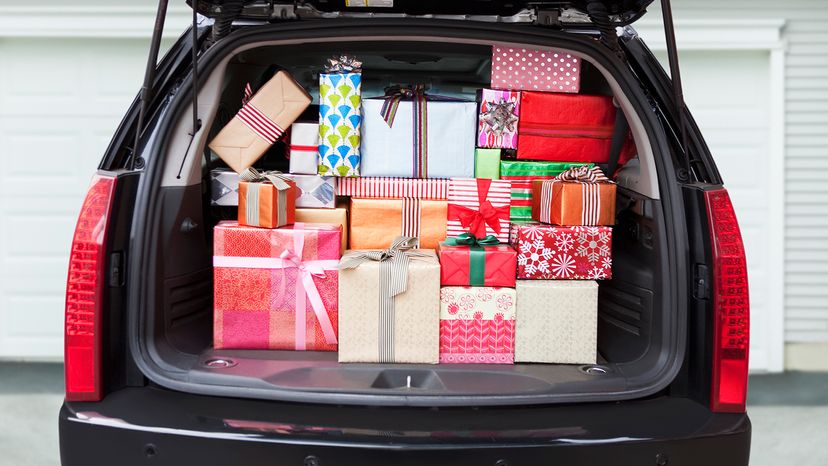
xmin=210 ymin=47 xmax=634 ymax=365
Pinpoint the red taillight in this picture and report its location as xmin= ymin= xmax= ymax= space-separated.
xmin=705 ymin=189 xmax=750 ymax=413
xmin=64 ymin=174 xmax=116 ymax=402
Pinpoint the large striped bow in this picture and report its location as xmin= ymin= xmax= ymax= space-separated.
xmin=240 ymin=168 xmax=293 ymax=191
xmin=379 ymin=84 xmax=427 ymax=128
xmin=555 ymin=165 xmax=611 ymax=183
xmin=339 ymin=236 xmax=429 ymax=297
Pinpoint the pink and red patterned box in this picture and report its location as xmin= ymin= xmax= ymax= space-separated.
xmin=491 ymin=45 xmax=581 ymax=93
xmin=510 ymin=222 xmax=613 ymax=280
xmin=439 ymin=286 xmax=516 ymax=364
xmin=213 ymin=221 xmax=341 ymax=351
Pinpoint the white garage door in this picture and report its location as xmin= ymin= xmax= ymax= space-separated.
xmin=0 ymin=38 xmax=155 ymax=359
xmin=654 ymin=49 xmax=782 ymax=372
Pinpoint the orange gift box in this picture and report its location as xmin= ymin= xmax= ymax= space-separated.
xmin=531 ymin=166 xmax=616 ymax=226
xmin=238 ymin=179 xmax=297 ymax=229
xmin=349 ymin=198 xmax=447 ymax=250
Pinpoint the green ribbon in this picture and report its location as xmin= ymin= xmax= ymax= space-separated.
xmin=443 ymin=234 xmax=499 ymax=286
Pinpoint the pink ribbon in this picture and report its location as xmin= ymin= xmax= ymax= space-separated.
xmin=213 ymin=224 xmax=338 ymax=350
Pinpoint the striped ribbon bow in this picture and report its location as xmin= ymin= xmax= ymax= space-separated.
xmin=380 ymin=85 xmax=429 ymax=178
xmin=554 ymin=165 xmax=610 ymax=183
xmin=235 ymin=82 xmax=285 ymax=145
xmin=240 ymin=168 xmax=293 ymax=191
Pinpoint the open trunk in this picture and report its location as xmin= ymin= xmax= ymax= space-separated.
xmin=130 ymin=21 xmax=685 ymax=406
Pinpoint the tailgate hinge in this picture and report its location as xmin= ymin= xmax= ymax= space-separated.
xmin=534 ymin=9 xmax=561 ymax=28
xmin=586 ymin=1 xmax=626 ymax=62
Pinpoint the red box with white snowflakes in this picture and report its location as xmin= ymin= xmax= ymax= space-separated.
xmin=439 ymin=286 xmax=516 ymax=364
xmin=490 ymin=45 xmax=580 ymax=93
xmin=510 ymin=222 xmax=613 ymax=280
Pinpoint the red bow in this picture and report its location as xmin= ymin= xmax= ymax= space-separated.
xmin=447 ymin=179 xmax=509 ymax=237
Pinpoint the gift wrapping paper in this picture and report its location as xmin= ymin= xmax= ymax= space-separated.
xmin=500 ymin=160 xmax=590 ymax=223
xmin=532 ymin=166 xmax=616 ymax=226
xmin=491 ymin=45 xmax=580 ymax=93
xmin=511 ymin=223 xmax=613 ymax=280
xmin=361 ymin=97 xmax=476 ymax=178
xmin=283 ymin=174 xmax=337 ymax=209
xmin=295 ymin=206 xmax=348 ymax=253
xmin=213 ymin=221 xmax=341 ymax=351
xmin=514 ymin=280 xmax=598 ymax=364
xmin=517 ymin=92 xmax=635 ymax=163
xmin=439 ymin=286 xmax=516 ymax=364
xmin=349 ymin=198 xmax=447 ymax=250
xmin=338 ymin=247 xmax=440 ymax=363
xmin=209 ymin=71 xmax=312 ymax=173
xmin=437 ymin=239 xmax=517 ymax=288
xmin=446 ymin=178 xmax=511 ymax=243
xmin=211 ymin=168 xmax=239 ymax=206
xmin=238 ymin=178 xmax=297 ymax=229
xmin=288 ymin=122 xmax=320 ymax=175
xmin=336 ymin=177 xmax=449 ymax=199
xmin=318 ymin=72 xmax=362 ymax=177
xmin=478 ymin=89 xmax=521 ymax=149
xmin=474 ymin=148 xmax=501 ymax=179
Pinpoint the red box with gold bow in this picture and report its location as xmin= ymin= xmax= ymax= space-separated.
xmin=446 ymin=178 xmax=512 ymax=243
xmin=213 ymin=221 xmax=341 ymax=351
xmin=437 ymin=235 xmax=517 ymax=288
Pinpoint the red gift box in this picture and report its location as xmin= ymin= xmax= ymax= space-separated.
xmin=511 ymin=222 xmax=612 ymax=280
xmin=438 ymin=238 xmax=517 ymax=288
xmin=517 ymin=92 xmax=636 ymax=163
xmin=213 ymin=221 xmax=341 ymax=351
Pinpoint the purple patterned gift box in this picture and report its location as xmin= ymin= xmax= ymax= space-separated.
xmin=478 ymin=89 xmax=521 ymax=149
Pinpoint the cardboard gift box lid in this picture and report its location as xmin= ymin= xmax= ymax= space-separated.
xmin=209 ymin=71 xmax=312 ymax=173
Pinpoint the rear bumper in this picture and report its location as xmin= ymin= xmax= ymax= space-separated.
xmin=59 ymin=387 xmax=750 ymax=466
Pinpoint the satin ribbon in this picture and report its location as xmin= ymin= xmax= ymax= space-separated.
xmin=447 ymin=178 xmax=510 ymax=237
xmin=240 ymin=167 xmax=293 ymax=190
xmin=443 ymin=233 xmax=499 ymax=286
xmin=339 ymin=236 xmax=431 ymax=362
xmin=379 ymin=85 xmax=429 ymax=178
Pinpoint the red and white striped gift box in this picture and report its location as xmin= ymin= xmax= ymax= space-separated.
xmin=336 ymin=177 xmax=449 ymax=200
xmin=446 ymin=178 xmax=512 ymax=243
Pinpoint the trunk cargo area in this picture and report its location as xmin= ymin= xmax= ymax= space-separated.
xmin=132 ymin=24 xmax=684 ymax=406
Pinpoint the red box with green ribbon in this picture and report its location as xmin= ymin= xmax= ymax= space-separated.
xmin=437 ymin=234 xmax=517 ymax=288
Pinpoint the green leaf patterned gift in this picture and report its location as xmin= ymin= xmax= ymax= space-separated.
xmin=500 ymin=160 xmax=590 ymax=222
xmin=317 ymin=55 xmax=362 ymax=177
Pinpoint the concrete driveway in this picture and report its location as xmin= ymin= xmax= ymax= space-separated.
xmin=1 ymin=363 xmax=825 ymax=465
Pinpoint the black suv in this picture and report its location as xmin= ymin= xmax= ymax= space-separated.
xmin=59 ymin=1 xmax=752 ymax=464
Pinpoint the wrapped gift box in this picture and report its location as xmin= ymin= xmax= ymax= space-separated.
xmin=350 ymin=198 xmax=447 ymax=250
xmin=491 ymin=45 xmax=580 ymax=93
xmin=338 ymin=242 xmax=440 ymax=363
xmin=213 ymin=221 xmax=341 ymax=351
xmin=437 ymin=238 xmax=516 ymax=288
xmin=337 ymin=177 xmax=449 ymax=199
xmin=238 ymin=172 xmax=297 ymax=229
xmin=514 ymin=280 xmax=597 ymax=364
xmin=209 ymin=71 xmax=311 ymax=173
xmin=211 ymin=168 xmax=239 ymax=206
xmin=478 ymin=89 xmax=520 ymax=149
xmin=532 ymin=166 xmax=616 ymax=226
xmin=517 ymin=92 xmax=635 ymax=163
xmin=500 ymin=160 xmax=589 ymax=223
xmin=511 ymin=223 xmax=613 ymax=280
xmin=361 ymin=93 xmax=476 ymax=178
xmin=295 ymin=205 xmax=348 ymax=253
xmin=446 ymin=178 xmax=511 ymax=243
xmin=284 ymin=174 xmax=336 ymax=209
xmin=318 ymin=58 xmax=362 ymax=177
xmin=439 ymin=286 xmax=516 ymax=364
xmin=474 ymin=148 xmax=501 ymax=179
xmin=288 ymin=122 xmax=320 ymax=175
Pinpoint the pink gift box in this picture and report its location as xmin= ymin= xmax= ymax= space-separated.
xmin=478 ymin=89 xmax=521 ymax=149
xmin=439 ymin=286 xmax=516 ymax=364
xmin=213 ymin=221 xmax=341 ymax=351
xmin=491 ymin=45 xmax=581 ymax=93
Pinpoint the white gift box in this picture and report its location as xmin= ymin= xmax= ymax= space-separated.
xmin=288 ymin=122 xmax=320 ymax=175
